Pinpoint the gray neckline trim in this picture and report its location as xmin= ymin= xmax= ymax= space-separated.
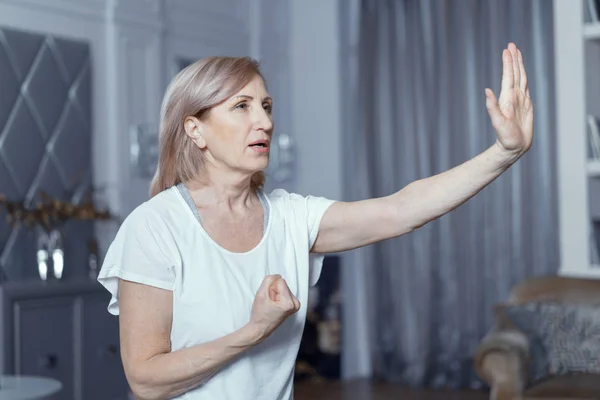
xmin=175 ymin=183 xmax=269 ymax=234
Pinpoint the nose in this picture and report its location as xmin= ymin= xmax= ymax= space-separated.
xmin=253 ymin=105 xmax=273 ymax=133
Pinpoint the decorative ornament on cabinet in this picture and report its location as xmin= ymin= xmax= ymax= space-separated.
xmin=129 ymin=123 xmax=159 ymax=179
xmin=0 ymin=189 xmax=115 ymax=281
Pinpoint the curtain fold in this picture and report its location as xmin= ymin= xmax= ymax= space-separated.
xmin=342 ymin=0 xmax=558 ymax=388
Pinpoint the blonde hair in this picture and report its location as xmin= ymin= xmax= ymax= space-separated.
xmin=150 ymin=56 xmax=266 ymax=198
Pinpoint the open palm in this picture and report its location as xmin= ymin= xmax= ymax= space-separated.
xmin=485 ymin=43 xmax=534 ymax=156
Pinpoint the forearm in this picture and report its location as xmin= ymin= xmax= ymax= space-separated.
xmin=392 ymin=142 xmax=519 ymax=230
xmin=130 ymin=323 xmax=263 ymax=400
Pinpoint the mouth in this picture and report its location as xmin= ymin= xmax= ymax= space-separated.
xmin=248 ymin=140 xmax=270 ymax=153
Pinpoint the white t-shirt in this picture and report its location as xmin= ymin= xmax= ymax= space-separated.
xmin=97 ymin=185 xmax=335 ymax=400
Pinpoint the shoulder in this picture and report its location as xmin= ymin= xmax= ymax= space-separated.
xmin=264 ymin=188 xmax=314 ymax=213
xmin=265 ymin=188 xmax=336 ymax=217
xmin=119 ymin=186 xmax=180 ymax=233
xmin=265 ymin=188 xmax=304 ymax=205
xmin=266 ymin=188 xmax=336 ymax=204
xmin=107 ymin=187 xmax=182 ymax=262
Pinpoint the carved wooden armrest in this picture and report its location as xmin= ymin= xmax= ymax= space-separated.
xmin=474 ymin=328 xmax=530 ymax=400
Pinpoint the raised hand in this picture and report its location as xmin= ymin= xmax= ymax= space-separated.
xmin=249 ymin=274 xmax=300 ymax=342
xmin=485 ymin=43 xmax=534 ymax=158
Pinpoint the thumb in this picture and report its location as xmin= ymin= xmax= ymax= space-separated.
xmin=279 ymin=279 xmax=300 ymax=310
xmin=257 ymin=274 xmax=280 ymax=296
xmin=485 ymin=88 xmax=505 ymax=129
xmin=291 ymin=294 xmax=301 ymax=311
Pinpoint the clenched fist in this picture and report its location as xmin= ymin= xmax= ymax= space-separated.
xmin=249 ymin=274 xmax=300 ymax=342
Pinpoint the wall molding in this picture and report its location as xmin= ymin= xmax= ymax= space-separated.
xmin=108 ymin=22 xmax=164 ymax=214
xmin=164 ymin=0 xmax=248 ymax=40
xmin=108 ymin=0 xmax=164 ymax=31
xmin=165 ymin=0 xmax=248 ymax=24
xmin=0 ymin=0 xmax=291 ymax=253
xmin=117 ymin=29 xmax=163 ymax=125
xmin=0 ymin=0 xmax=106 ymax=22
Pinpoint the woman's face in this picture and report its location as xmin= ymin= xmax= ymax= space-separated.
xmin=186 ymin=74 xmax=274 ymax=178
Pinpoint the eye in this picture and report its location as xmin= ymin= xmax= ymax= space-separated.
xmin=234 ymin=102 xmax=248 ymax=110
xmin=263 ymin=103 xmax=273 ymax=113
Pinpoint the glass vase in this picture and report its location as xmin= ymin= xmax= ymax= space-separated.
xmin=48 ymin=228 xmax=64 ymax=280
xmin=36 ymin=227 xmax=65 ymax=281
xmin=35 ymin=226 xmax=49 ymax=281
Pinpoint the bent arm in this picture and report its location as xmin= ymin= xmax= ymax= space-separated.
xmin=119 ymin=279 xmax=263 ymax=400
xmin=312 ymin=143 xmax=518 ymax=253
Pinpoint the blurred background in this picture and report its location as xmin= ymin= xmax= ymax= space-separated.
xmin=0 ymin=0 xmax=599 ymax=399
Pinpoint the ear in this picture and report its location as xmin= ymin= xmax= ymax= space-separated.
xmin=183 ymin=116 xmax=207 ymax=149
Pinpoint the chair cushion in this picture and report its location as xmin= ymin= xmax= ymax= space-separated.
xmin=502 ymin=302 xmax=600 ymax=386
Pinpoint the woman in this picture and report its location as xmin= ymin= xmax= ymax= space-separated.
xmin=98 ymin=42 xmax=532 ymax=399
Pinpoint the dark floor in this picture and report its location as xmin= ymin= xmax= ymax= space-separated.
xmin=295 ymin=379 xmax=489 ymax=400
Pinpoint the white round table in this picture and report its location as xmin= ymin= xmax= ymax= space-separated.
xmin=0 ymin=375 xmax=62 ymax=400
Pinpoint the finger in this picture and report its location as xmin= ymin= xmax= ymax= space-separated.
xmin=275 ymin=278 xmax=298 ymax=308
xmin=291 ymin=295 xmax=301 ymax=311
xmin=274 ymin=278 xmax=286 ymax=292
xmin=270 ymin=278 xmax=290 ymax=301
xmin=266 ymin=279 xmax=278 ymax=300
xmin=283 ymin=282 xmax=300 ymax=310
xmin=501 ymin=49 xmax=514 ymax=93
xmin=276 ymin=278 xmax=293 ymax=298
xmin=258 ymin=274 xmax=280 ymax=295
xmin=285 ymin=287 xmax=300 ymax=312
xmin=508 ymin=43 xmax=519 ymax=88
xmin=269 ymin=283 xmax=279 ymax=302
xmin=518 ymin=49 xmax=528 ymax=93
xmin=526 ymin=87 xmax=530 ymax=98
xmin=485 ymin=88 xmax=505 ymax=129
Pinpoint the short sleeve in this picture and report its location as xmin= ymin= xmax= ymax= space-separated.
xmin=290 ymin=193 xmax=336 ymax=287
xmin=97 ymin=207 xmax=176 ymax=315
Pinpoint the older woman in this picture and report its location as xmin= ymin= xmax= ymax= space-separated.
xmin=98 ymin=42 xmax=532 ymax=399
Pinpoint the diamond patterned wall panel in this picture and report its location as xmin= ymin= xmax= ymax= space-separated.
xmin=0 ymin=26 xmax=93 ymax=282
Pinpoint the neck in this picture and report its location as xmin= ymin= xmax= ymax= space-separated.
xmin=184 ymin=167 xmax=258 ymax=211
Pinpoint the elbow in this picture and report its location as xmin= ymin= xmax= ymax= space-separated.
xmin=130 ymin=382 xmax=172 ymax=400
xmin=127 ymin=369 xmax=170 ymax=400
xmin=129 ymin=381 xmax=163 ymax=400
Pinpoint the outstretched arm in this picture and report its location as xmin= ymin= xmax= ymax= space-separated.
xmin=312 ymin=43 xmax=533 ymax=254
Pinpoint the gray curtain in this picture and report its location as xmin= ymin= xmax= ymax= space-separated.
xmin=341 ymin=0 xmax=558 ymax=388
